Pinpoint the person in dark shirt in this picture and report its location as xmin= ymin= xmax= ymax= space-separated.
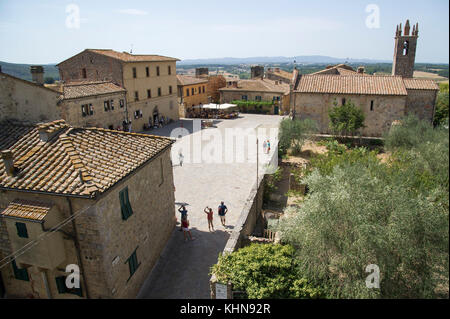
xmin=178 ymin=205 xmax=188 ymax=231
xmin=218 ymin=201 xmax=228 ymax=226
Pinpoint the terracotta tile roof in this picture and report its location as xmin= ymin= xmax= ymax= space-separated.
xmin=0 ymin=120 xmax=174 ymax=197
xmin=294 ymin=75 xmax=408 ymax=96
xmin=311 ymin=64 xmax=364 ymax=76
xmin=1 ymin=199 xmax=52 ymax=221
xmin=87 ymin=49 xmax=179 ymax=63
xmin=267 ymin=69 xmax=293 ymax=80
xmin=0 ymin=121 xmax=34 ymax=151
xmin=176 ymin=75 xmax=208 ymax=86
xmin=403 ymin=78 xmax=440 ymax=90
xmin=219 ymin=79 xmax=290 ymax=94
xmin=62 ymin=81 xmax=126 ymax=99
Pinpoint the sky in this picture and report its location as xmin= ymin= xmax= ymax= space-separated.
xmin=0 ymin=0 xmax=448 ymax=64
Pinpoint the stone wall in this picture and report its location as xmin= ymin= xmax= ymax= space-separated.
xmin=0 ymin=73 xmax=61 ymax=123
xmin=405 ymin=89 xmax=437 ymax=122
xmin=61 ymin=92 xmax=127 ymax=129
xmin=293 ymin=92 xmax=407 ymax=137
xmin=58 ymin=51 xmax=124 ymax=86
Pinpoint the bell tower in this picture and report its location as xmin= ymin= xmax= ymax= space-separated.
xmin=392 ymin=20 xmax=419 ymax=78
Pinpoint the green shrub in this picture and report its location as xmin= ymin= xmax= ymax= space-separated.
xmin=329 ymin=99 xmax=365 ymax=137
xmin=211 ymin=243 xmax=321 ymax=299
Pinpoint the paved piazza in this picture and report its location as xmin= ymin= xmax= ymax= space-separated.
xmin=137 ymin=114 xmax=283 ymax=299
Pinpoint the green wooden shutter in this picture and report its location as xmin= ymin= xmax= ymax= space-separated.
xmin=119 ymin=189 xmax=128 ymax=220
xmin=16 ymin=222 xmax=28 ymax=238
xmin=125 ymin=188 xmax=133 ymax=218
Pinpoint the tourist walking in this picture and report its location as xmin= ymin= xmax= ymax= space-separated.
xmin=218 ymin=201 xmax=228 ymax=226
xmin=178 ymin=205 xmax=188 ymax=231
xmin=179 ymin=150 xmax=184 ymax=167
xmin=204 ymin=206 xmax=215 ymax=232
xmin=267 ymin=140 xmax=271 ymax=154
xmin=181 ymin=216 xmax=194 ymax=241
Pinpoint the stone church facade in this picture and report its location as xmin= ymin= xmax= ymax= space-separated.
xmin=291 ymin=20 xmax=439 ymax=137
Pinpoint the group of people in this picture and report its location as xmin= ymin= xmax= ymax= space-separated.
xmin=177 ymin=202 xmax=228 ymax=241
xmin=262 ymin=139 xmax=271 ymax=154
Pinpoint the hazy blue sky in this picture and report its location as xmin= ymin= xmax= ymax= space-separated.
xmin=0 ymin=0 xmax=448 ymax=64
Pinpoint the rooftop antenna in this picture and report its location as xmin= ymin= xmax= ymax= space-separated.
xmin=130 ymin=44 xmax=133 ymax=54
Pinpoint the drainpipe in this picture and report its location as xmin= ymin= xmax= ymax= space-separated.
xmin=41 ymin=270 xmax=52 ymax=299
xmin=66 ymin=197 xmax=90 ymax=299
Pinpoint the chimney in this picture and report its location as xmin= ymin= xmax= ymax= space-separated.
xmin=357 ymin=66 xmax=365 ymax=74
xmin=2 ymin=150 xmax=15 ymax=176
xmin=30 ymin=65 xmax=44 ymax=85
xmin=232 ymin=81 xmax=238 ymax=88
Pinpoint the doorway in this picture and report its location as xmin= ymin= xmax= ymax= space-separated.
xmin=0 ymin=271 xmax=5 ymax=298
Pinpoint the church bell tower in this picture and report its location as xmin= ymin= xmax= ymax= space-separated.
xmin=392 ymin=20 xmax=419 ymax=78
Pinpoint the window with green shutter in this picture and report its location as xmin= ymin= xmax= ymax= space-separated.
xmin=16 ymin=222 xmax=28 ymax=238
xmin=119 ymin=187 xmax=133 ymax=220
xmin=127 ymin=248 xmax=140 ymax=281
xmin=12 ymin=260 xmax=29 ymax=281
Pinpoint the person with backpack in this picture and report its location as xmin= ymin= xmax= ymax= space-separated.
xmin=218 ymin=201 xmax=228 ymax=226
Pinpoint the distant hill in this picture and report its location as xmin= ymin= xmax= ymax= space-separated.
xmin=0 ymin=61 xmax=59 ymax=81
xmin=177 ymin=55 xmax=392 ymax=65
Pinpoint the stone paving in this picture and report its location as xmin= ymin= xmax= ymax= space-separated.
xmin=137 ymin=114 xmax=283 ymax=299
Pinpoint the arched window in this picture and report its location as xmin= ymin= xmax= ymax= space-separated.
xmin=402 ymin=41 xmax=409 ymax=56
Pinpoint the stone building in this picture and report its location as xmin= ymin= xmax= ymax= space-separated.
xmin=207 ymin=75 xmax=227 ymax=104
xmin=219 ymin=78 xmax=290 ymax=114
xmin=1 ymin=69 xmax=128 ymax=130
xmin=0 ymin=70 xmax=62 ymax=123
xmin=177 ymin=75 xmax=209 ymax=111
xmin=0 ymin=119 xmax=176 ymax=299
xmin=57 ymin=49 xmax=180 ymax=131
xmin=290 ymin=20 xmax=439 ymax=136
xmin=250 ymin=66 xmax=265 ymax=79
xmin=266 ymin=68 xmax=293 ymax=84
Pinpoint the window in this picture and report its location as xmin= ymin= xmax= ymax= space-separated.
xmin=147 ymin=89 xmax=151 ymax=99
xmin=126 ymin=248 xmax=140 ymax=280
xmin=55 ymin=276 xmax=82 ymax=296
xmin=255 ymin=96 xmax=262 ymax=101
xmin=134 ymin=91 xmax=139 ymax=102
xmin=370 ymin=100 xmax=374 ymax=111
xmin=81 ymin=104 xmax=93 ymax=117
xmin=158 ymin=87 xmax=162 ymax=97
xmin=191 ymin=88 xmax=194 ymax=96
xmin=12 ymin=260 xmax=29 ymax=281
xmin=156 ymin=66 xmax=160 ymax=76
xmin=168 ymin=66 xmax=171 ymax=75
xmin=110 ymin=100 xmax=114 ymax=110
xmin=16 ymin=222 xmax=28 ymax=238
xmin=342 ymin=98 xmax=346 ymax=106
xmin=146 ymin=67 xmax=150 ymax=77
xmin=132 ymin=67 xmax=137 ymax=78
xmin=104 ymin=100 xmax=111 ymax=111
xmin=119 ymin=187 xmax=134 ymax=220
xmin=134 ymin=110 xmax=143 ymax=119
xmin=169 ymin=86 xmax=172 ymax=95
xmin=186 ymin=88 xmax=190 ymax=97
xmin=119 ymin=99 xmax=125 ymax=108
xmin=82 ymin=68 xmax=87 ymax=79
xmin=402 ymin=41 xmax=409 ymax=56
xmin=202 ymin=86 xmax=205 ymax=94
xmin=242 ymin=95 xmax=248 ymax=101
